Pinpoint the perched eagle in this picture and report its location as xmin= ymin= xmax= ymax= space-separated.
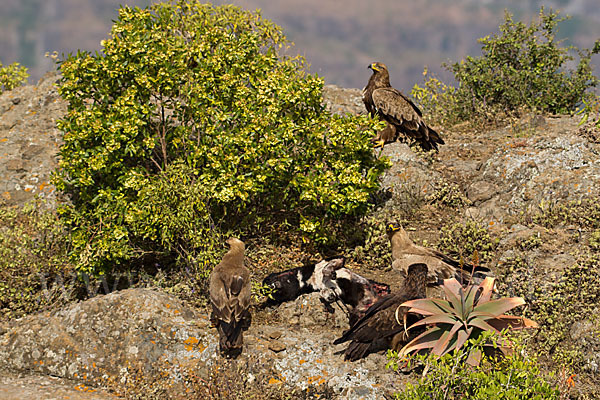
xmin=209 ymin=237 xmax=251 ymax=357
xmin=333 ymin=263 xmax=428 ymax=361
xmin=386 ymin=221 xmax=491 ymax=286
xmin=363 ymin=62 xmax=444 ymax=151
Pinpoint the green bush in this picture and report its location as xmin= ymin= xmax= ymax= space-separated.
xmin=438 ymin=220 xmax=498 ymax=264
xmin=425 ymin=179 xmax=471 ymax=209
xmin=412 ymin=8 xmax=598 ymax=125
xmin=533 ymin=199 xmax=600 ymax=229
xmin=0 ymin=61 xmax=28 ymax=93
xmin=388 ymin=334 xmax=560 ymax=400
xmin=54 ymin=1 xmax=388 ymax=276
xmin=523 ymin=254 xmax=600 ymax=371
xmin=0 ymin=200 xmax=74 ymax=320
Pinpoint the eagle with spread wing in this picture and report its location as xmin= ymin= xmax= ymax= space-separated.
xmin=363 ymin=62 xmax=444 ymax=151
xmin=333 ymin=263 xmax=428 ymax=361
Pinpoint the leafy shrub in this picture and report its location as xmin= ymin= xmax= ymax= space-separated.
xmin=0 ymin=61 xmax=28 ymax=93
xmin=438 ymin=220 xmax=498 ymax=264
xmin=0 ymin=199 xmax=75 ymax=320
xmin=533 ymin=199 xmax=600 ymax=229
xmin=398 ymin=277 xmax=537 ymax=366
xmin=590 ymin=230 xmax=600 ymax=251
xmin=425 ymin=179 xmax=471 ymax=209
xmin=350 ymin=217 xmax=392 ymax=270
xmin=496 ymin=255 xmax=536 ymax=302
xmin=516 ymin=232 xmax=542 ymax=251
xmin=524 ymin=254 xmax=600 ymax=371
xmin=387 ymin=335 xmax=560 ymax=400
xmin=412 ymin=8 xmax=599 ymax=125
xmin=410 ymin=67 xmax=461 ymax=127
xmin=54 ymin=1 xmax=388 ymax=276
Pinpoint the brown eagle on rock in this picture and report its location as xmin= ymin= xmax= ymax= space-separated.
xmin=386 ymin=221 xmax=491 ymax=286
xmin=209 ymin=237 xmax=251 ymax=358
xmin=363 ymin=62 xmax=444 ymax=151
xmin=333 ymin=263 xmax=428 ymax=361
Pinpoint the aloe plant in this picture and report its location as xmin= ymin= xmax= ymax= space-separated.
xmin=397 ymin=277 xmax=538 ymax=366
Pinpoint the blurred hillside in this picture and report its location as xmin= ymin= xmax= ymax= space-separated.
xmin=1 ymin=0 xmax=599 ymax=90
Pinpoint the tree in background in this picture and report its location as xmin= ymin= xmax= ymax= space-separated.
xmin=54 ymin=0 xmax=388 ymax=277
xmin=0 ymin=61 xmax=28 ymax=94
xmin=412 ymin=8 xmax=599 ymax=126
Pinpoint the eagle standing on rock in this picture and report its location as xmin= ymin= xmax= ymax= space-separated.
xmin=386 ymin=221 xmax=490 ymax=286
xmin=209 ymin=237 xmax=251 ymax=358
xmin=363 ymin=62 xmax=444 ymax=151
xmin=333 ymin=263 xmax=428 ymax=361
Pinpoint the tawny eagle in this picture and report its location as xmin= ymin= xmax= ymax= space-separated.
xmin=363 ymin=62 xmax=444 ymax=151
xmin=209 ymin=237 xmax=251 ymax=358
xmin=333 ymin=263 xmax=428 ymax=361
xmin=386 ymin=221 xmax=491 ymax=286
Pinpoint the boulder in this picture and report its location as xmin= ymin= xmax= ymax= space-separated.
xmin=0 ymin=289 xmax=405 ymax=399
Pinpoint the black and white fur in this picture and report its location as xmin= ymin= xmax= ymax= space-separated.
xmin=263 ymin=257 xmax=391 ymax=325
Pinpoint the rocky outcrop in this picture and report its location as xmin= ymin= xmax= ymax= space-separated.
xmin=0 ymin=289 xmax=210 ymax=383
xmin=2 ymin=75 xmax=600 ymax=398
xmin=0 ymin=288 xmax=405 ymax=399
xmin=0 ymin=72 xmax=64 ymax=207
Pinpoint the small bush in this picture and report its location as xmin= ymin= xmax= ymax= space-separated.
xmin=516 ymin=232 xmax=542 ymax=251
xmin=496 ymin=255 xmax=536 ymax=302
xmin=412 ymin=8 xmax=598 ymax=125
xmin=533 ymin=199 xmax=600 ymax=229
xmin=524 ymin=254 xmax=600 ymax=371
xmin=438 ymin=220 xmax=498 ymax=264
xmin=0 ymin=61 xmax=28 ymax=93
xmin=54 ymin=1 xmax=388 ymax=276
xmin=0 ymin=199 xmax=75 ymax=320
xmin=388 ymin=335 xmax=560 ymax=400
xmin=590 ymin=230 xmax=600 ymax=251
xmin=425 ymin=179 xmax=471 ymax=209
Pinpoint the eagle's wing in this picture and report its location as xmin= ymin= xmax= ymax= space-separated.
xmin=233 ymin=271 xmax=251 ymax=322
xmin=210 ymin=274 xmax=233 ymax=324
xmin=372 ymin=87 xmax=445 ymax=151
xmin=334 ymin=294 xmax=402 ymax=345
xmin=392 ymin=255 xmax=456 ymax=283
xmin=372 ymin=87 xmax=424 ymax=126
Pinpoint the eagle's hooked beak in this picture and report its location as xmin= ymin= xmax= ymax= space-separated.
xmin=369 ymin=63 xmax=380 ymax=72
xmin=388 ymin=223 xmax=401 ymax=232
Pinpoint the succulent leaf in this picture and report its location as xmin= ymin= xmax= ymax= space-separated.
xmin=402 ymin=298 xmax=454 ymax=316
xmin=399 ymin=275 xmax=537 ymax=366
xmin=471 ymin=297 xmax=526 ymax=317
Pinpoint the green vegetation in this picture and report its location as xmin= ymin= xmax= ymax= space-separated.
xmin=577 ymin=39 xmax=600 ymax=131
xmin=438 ymin=220 xmax=498 ymax=264
xmin=412 ymin=8 xmax=599 ymax=125
xmin=387 ymin=335 xmax=560 ymax=400
xmin=516 ymin=232 xmax=542 ymax=251
xmin=0 ymin=199 xmax=74 ymax=320
xmin=54 ymin=1 xmax=388 ymax=276
xmin=398 ymin=277 xmax=537 ymax=366
xmin=0 ymin=61 xmax=28 ymax=93
xmin=521 ymin=255 xmax=600 ymax=371
xmin=425 ymin=179 xmax=471 ymax=209
xmin=590 ymin=230 xmax=600 ymax=251
xmin=534 ymin=199 xmax=600 ymax=229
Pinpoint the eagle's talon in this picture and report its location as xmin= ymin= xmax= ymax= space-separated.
xmin=373 ymin=140 xmax=385 ymax=149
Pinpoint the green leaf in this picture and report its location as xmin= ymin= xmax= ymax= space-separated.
xmin=399 ymin=327 xmax=445 ymax=356
xmin=402 ymin=298 xmax=455 ymax=316
xmin=471 ymin=297 xmax=526 ymax=318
